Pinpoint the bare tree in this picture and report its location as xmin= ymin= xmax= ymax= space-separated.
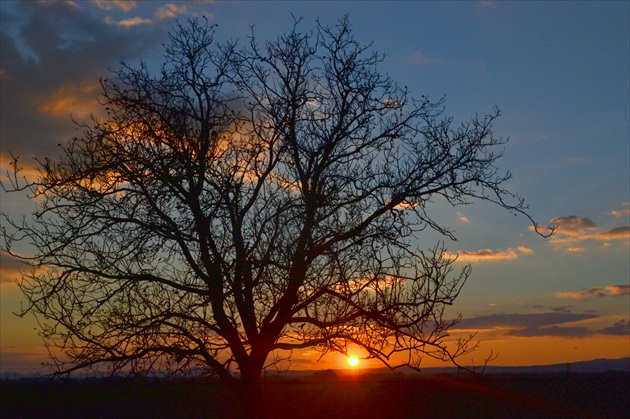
xmin=2 ymin=17 xmax=547 ymax=397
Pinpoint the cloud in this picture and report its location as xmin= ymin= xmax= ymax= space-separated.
xmin=599 ymin=320 xmax=629 ymax=336
xmin=557 ymin=285 xmax=629 ymax=300
xmin=0 ymin=1 xmax=174 ymax=164
xmin=105 ymin=15 xmax=153 ymax=27
xmin=410 ymin=51 xmax=435 ymax=66
xmin=596 ymin=226 xmax=630 ymax=240
xmin=550 ymin=305 xmax=572 ymax=313
xmin=446 ymin=246 xmax=532 ymax=262
xmin=610 ymin=208 xmax=630 ymax=218
xmin=36 ymin=82 xmax=101 ymax=119
xmin=155 ymin=3 xmax=190 ymax=20
xmin=508 ymin=325 xmax=594 ymax=338
xmin=477 ymin=1 xmax=498 ymax=12
xmin=0 ymin=251 xmax=26 ymax=284
xmin=551 ymin=215 xmax=597 ymax=235
xmin=0 ymin=346 xmax=52 ymax=374
xmin=457 ymin=212 xmax=470 ymax=223
xmin=92 ymin=0 xmax=137 ymax=12
xmin=104 ymin=3 xmax=190 ymax=27
xmin=456 ymin=312 xmax=628 ymax=338
xmin=457 ymin=312 xmax=597 ymax=330
xmin=566 ymin=247 xmax=586 ymax=252
xmin=533 ymin=215 xmax=629 ymax=247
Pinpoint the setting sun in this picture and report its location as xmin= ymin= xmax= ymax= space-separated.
xmin=347 ymin=356 xmax=359 ymax=367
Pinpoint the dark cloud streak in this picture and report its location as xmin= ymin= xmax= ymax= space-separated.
xmin=508 ymin=325 xmax=594 ymax=338
xmin=457 ymin=312 xmax=597 ymax=329
xmin=599 ymin=320 xmax=630 ymax=336
xmin=0 ymin=251 xmax=28 ymax=284
xmin=459 ymin=312 xmax=629 ymax=338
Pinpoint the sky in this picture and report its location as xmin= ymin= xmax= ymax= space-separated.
xmin=0 ymin=0 xmax=628 ymax=375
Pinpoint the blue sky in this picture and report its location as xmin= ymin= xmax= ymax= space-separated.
xmin=1 ymin=1 xmax=628 ymax=373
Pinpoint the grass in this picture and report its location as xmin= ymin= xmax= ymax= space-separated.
xmin=2 ymin=372 xmax=628 ymax=418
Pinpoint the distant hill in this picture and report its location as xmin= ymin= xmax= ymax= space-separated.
xmin=290 ymin=357 xmax=630 ymax=377
xmin=418 ymin=357 xmax=630 ymax=375
xmin=2 ymin=357 xmax=628 ymax=380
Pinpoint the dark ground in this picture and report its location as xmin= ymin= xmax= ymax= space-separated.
xmin=1 ymin=372 xmax=628 ymax=418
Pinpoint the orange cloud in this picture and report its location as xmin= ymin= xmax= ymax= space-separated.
xmin=0 ymin=251 xmax=26 ymax=285
xmin=533 ymin=215 xmax=629 ymax=247
xmin=610 ymin=209 xmax=630 ymax=218
xmin=459 ymin=248 xmax=516 ymax=261
xmin=333 ymin=275 xmax=405 ymax=294
xmin=0 ymin=250 xmax=51 ymax=287
xmin=103 ymin=2 xmax=190 ymax=27
xmin=60 ymin=1 xmax=80 ymax=9
xmin=0 ymin=155 xmax=41 ymax=185
xmin=557 ymin=285 xmax=630 ymax=299
xmin=550 ymin=215 xmax=597 ymax=239
xmin=457 ymin=212 xmax=470 ymax=223
xmin=566 ymin=247 xmax=586 ymax=252
xmin=36 ymin=82 xmax=101 ymax=119
xmin=92 ymin=0 xmax=137 ymax=12
xmin=104 ymin=16 xmax=152 ymax=27
xmin=446 ymin=247 xmax=527 ymax=262
xmin=596 ymin=226 xmax=630 ymax=240
xmin=155 ymin=3 xmax=190 ymax=20
xmin=385 ymin=199 xmax=418 ymax=210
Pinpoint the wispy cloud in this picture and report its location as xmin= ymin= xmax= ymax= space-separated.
xmin=92 ymin=0 xmax=137 ymax=13
xmin=557 ymin=285 xmax=629 ymax=300
xmin=0 ymin=251 xmax=26 ymax=285
xmin=610 ymin=208 xmax=630 ymax=218
xmin=550 ymin=305 xmax=573 ymax=313
xmin=477 ymin=1 xmax=498 ymax=13
xmin=0 ymin=346 xmax=52 ymax=374
xmin=155 ymin=3 xmax=190 ymax=20
xmin=104 ymin=3 xmax=190 ymax=27
xmin=410 ymin=51 xmax=435 ymax=66
xmin=446 ymin=246 xmax=532 ymax=262
xmin=104 ymin=15 xmax=152 ymax=27
xmin=566 ymin=247 xmax=586 ymax=252
xmin=457 ymin=212 xmax=470 ymax=223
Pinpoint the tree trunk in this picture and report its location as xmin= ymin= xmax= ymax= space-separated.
xmin=237 ymin=364 xmax=265 ymax=418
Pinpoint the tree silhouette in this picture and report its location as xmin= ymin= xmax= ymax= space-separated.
xmin=2 ymin=17 xmax=547 ymax=398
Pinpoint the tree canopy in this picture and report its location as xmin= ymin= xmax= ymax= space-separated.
xmin=2 ymin=17 xmax=546 ymax=390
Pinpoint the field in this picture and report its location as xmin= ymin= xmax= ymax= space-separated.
xmin=2 ymin=372 xmax=628 ymax=418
